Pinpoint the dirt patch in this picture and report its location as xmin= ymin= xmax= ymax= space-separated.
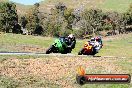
xmin=20 ymin=45 xmax=45 ymax=52
xmin=0 ymin=44 xmax=46 ymax=53
xmin=0 ymin=56 xmax=128 ymax=88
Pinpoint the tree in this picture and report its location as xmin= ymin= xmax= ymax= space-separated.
xmin=19 ymin=16 xmax=28 ymax=34
xmin=42 ymin=2 xmax=73 ymax=37
xmin=0 ymin=2 xmax=18 ymax=33
xmin=125 ymin=3 xmax=132 ymax=25
xmin=26 ymin=3 xmax=43 ymax=35
xmin=20 ymin=16 xmax=28 ymax=29
xmin=64 ymin=8 xmax=75 ymax=30
xmin=55 ymin=2 xmax=66 ymax=16
xmin=80 ymin=9 xmax=103 ymax=37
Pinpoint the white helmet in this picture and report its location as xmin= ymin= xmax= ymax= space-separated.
xmin=68 ymin=34 xmax=74 ymax=39
xmin=91 ymin=38 xmax=95 ymax=41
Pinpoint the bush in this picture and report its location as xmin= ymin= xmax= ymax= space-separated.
xmin=73 ymin=29 xmax=84 ymax=38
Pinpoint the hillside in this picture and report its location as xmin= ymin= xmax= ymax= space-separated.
xmin=39 ymin=0 xmax=132 ymax=13
xmin=0 ymin=0 xmax=8 ymax=2
xmin=15 ymin=3 xmax=32 ymax=15
xmin=39 ymin=0 xmax=103 ymax=12
xmin=4 ymin=0 xmax=132 ymax=15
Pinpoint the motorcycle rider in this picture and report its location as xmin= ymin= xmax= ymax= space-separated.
xmin=95 ymin=36 xmax=103 ymax=48
xmin=66 ymin=34 xmax=76 ymax=53
xmin=89 ymin=37 xmax=101 ymax=53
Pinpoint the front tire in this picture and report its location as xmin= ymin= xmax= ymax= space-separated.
xmin=46 ymin=45 xmax=54 ymax=54
xmin=92 ymin=48 xmax=97 ymax=55
xmin=78 ymin=48 xmax=84 ymax=55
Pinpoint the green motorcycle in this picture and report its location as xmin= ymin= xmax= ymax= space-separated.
xmin=46 ymin=37 xmax=69 ymax=54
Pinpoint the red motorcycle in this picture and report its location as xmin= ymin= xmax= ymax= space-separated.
xmin=78 ymin=42 xmax=96 ymax=55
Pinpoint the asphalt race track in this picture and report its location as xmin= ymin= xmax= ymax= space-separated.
xmin=0 ymin=52 xmax=126 ymax=59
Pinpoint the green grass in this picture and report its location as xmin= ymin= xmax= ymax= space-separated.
xmin=0 ymin=33 xmax=54 ymax=52
xmin=0 ymin=75 xmax=60 ymax=88
xmin=0 ymin=76 xmax=19 ymax=88
xmin=0 ymin=33 xmax=54 ymax=47
xmin=0 ymin=33 xmax=132 ymax=57
xmin=96 ymin=36 xmax=132 ymax=57
xmin=81 ymin=84 xmax=130 ymax=88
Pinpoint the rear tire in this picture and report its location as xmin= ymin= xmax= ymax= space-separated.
xmin=46 ymin=45 xmax=54 ymax=54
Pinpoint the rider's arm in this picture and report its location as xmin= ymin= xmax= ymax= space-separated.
xmin=68 ymin=40 xmax=76 ymax=48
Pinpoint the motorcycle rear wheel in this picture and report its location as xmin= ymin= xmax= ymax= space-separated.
xmin=46 ymin=45 xmax=54 ymax=54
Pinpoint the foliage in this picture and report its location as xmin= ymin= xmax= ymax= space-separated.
xmin=124 ymin=3 xmax=132 ymax=25
xmin=40 ymin=2 xmax=75 ymax=37
xmin=1 ymin=1 xmax=132 ymax=37
xmin=26 ymin=3 xmax=44 ymax=35
xmin=79 ymin=9 xmax=104 ymax=37
xmin=0 ymin=2 xmax=19 ymax=33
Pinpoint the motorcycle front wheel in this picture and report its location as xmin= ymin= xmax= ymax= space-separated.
xmin=46 ymin=45 xmax=54 ymax=54
xmin=78 ymin=48 xmax=84 ymax=55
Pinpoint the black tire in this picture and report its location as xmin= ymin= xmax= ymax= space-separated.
xmin=91 ymin=48 xmax=98 ymax=56
xmin=46 ymin=45 xmax=54 ymax=54
xmin=66 ymin=48 xmax=72 ymax=53
xmin=78 ymin=48 xmax=84 ymax=55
